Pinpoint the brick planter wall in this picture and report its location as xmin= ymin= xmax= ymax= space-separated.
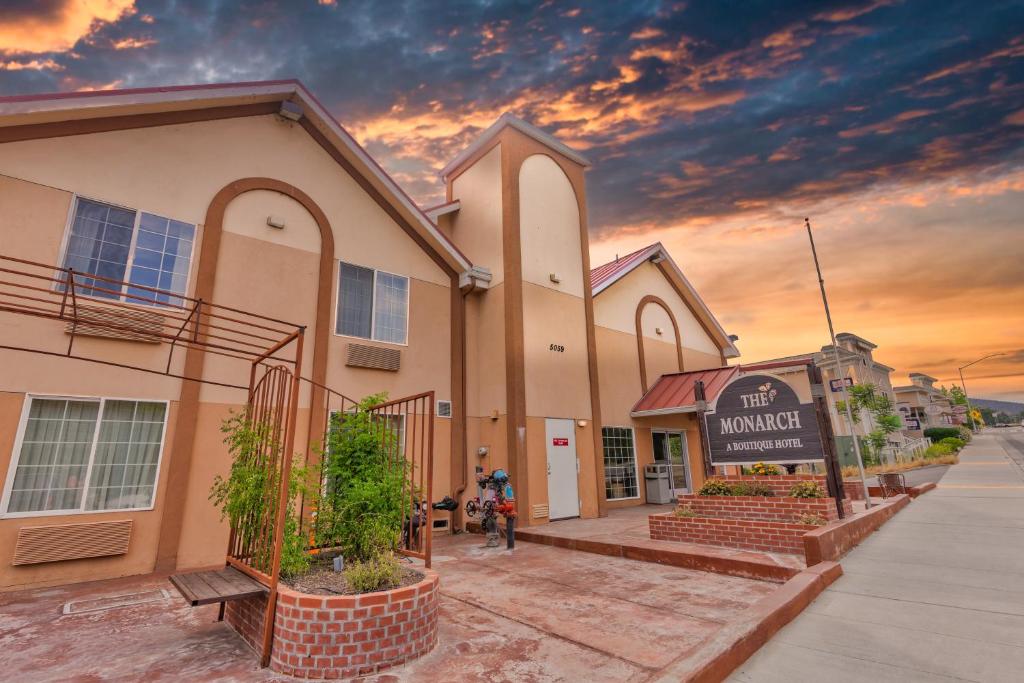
xmin=225 ymin=568 xmax=439 ymax=679
xmin=650 ymin=513 xmax=817 ymax=554
xmin=676 ymin=494 xmax=852 ymax=522
xmin=715 ymin=474 xmax=829 ymax=497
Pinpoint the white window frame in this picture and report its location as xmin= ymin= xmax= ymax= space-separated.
xmin=0 ymin=394 xmax=170 ymax=519
xmin=333 ymin=261 xmax=411 ymax=347
xmin=602 ymin=425 xmax=641 ymax=501
xmin=55 ymin=194 xmax=197 ymax=309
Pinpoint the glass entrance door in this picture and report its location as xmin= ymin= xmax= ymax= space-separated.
xmin=652 ymin=431 xmax=690 ymax=495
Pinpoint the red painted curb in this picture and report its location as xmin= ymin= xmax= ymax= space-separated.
xmin=648 ymin=561 xmax=843 ymax=682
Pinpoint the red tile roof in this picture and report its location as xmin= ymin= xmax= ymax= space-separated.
xmin=589 ymin=243 xmax=658 ymax=291
xmin=631 ymin=366 xmax=740 ymax=415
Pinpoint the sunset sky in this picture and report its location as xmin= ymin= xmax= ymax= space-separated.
xmin=1 ymin=0 xmax=1022 ymax=401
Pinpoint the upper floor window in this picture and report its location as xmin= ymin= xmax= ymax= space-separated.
xmin=335 ymin=262 xmax=408 ymax=344
xmin=62 ymin=197 xmax=195 ymax=306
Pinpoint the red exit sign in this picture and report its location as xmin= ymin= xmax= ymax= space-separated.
xmin=552 ymin=438 xmax=569 ymax=446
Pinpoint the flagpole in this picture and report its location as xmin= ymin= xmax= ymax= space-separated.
xmin=806 ymin=218 xmax=872 ymax=507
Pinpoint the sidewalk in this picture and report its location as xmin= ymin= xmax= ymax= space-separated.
xmin=730 ymin=433 xmax=1024 ymax=682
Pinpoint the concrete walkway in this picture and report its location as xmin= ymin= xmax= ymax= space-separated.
xmin=730 ymin=432 xmax=1024 ymax=682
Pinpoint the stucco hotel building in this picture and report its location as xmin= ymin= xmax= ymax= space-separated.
xmin=0 ymin=81 xmax=740 ymax=590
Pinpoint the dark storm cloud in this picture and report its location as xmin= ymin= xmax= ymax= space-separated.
xmin=1 ymin=0 xmax=1022 ymax=233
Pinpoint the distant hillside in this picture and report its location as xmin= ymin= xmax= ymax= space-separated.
xmin=972 ymin=398 xmax=1024 ymax=415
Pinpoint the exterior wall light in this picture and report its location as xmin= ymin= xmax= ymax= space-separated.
xmin=655 ymin=327 xmax=663 ymax=335
xmin=576 ymin=419 xmax=587 ymax=428
xmin=278 ymin=100 xmax=303 ymax=122
xmin=549 ymin=273 xmax=561 ymax=284
xmin=267 ymin=215 xmax=286 ymax=229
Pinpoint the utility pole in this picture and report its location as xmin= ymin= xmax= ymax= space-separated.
xmin=959 ymin=353 xmax=1006 ymax=432
xmin=806 ymin=218 xmax=872 ymax=507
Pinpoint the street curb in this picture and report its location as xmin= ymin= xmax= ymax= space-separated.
xmin=803 ymin=494 xmax=910 ymax=566
xmin=646 ymin=561 xmax=843 ymax=683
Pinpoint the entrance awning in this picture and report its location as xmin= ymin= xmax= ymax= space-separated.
xmin=631 ymin=366 xmax=739 ymax=417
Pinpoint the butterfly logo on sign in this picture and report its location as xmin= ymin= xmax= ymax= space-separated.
xmin=757 ymin=382 xmax=778 ymax=404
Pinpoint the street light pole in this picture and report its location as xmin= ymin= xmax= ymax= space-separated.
xmin=805 ymin=218 xmax=872 ymax=507
xmin=958 ymin=353 xmax=1006 ymax=432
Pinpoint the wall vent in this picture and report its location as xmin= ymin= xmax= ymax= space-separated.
xmin=346 ymin=343 xmax=401 ymax=371
xmin=531 ymin=504 xmax=550 ymax=520
xmin=13 ymin=519 xmax=133 ymax=566
xmin=65 ymin=304 xmax=163 ymax=343
xmin=432 ymin=518 xmax=450 ymax=531
xmin=436 ymin=400 xmax=452 ymax=418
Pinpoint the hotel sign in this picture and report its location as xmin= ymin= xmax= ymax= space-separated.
xmin=705 ymin=374 xmax=824 ymax=466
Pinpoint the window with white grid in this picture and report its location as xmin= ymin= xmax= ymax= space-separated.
xmin=335 ymin=262 xmax=409 ymax=344
xmin=61 ymin=197 xmax=195 ymax=306
xmin=602 ymin=426 xmax=639 ymax=500
xmin=3 ymin=397 xmax=167 ymax=516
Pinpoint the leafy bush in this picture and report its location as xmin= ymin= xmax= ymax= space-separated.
xmin=316 ymin=394 xmax=408 ymax=564
xmin=210 ymin=411 xmax=312 ymax=578
xmin=924 ymin=427 xmax=961 ymax=443
xmin=939 ymin=437 xmax=966 ymax=451
xmin=924 ymin=443 xmax=955 ymax=459
xmin=789 ymin=481 xmax=826 ymax=498
xmin=731 ymin=482 xmax=775 ymax=497
xmin=673 ymin=505 xmax=698 ymax=518
xmin=698 ymin=478 xmax=733 ymax=496
xmin=343 ymin=552 xmax=403 ymax=593
xmin=795 ymin=513 xmax=828 ymax=526
xmin=750 ymin=462 xmax=781 ymax=476
xmin=957 ymin=426 xmax=973 ymax=442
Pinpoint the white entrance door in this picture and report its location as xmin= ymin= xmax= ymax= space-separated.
xmin=652 ymin=431 xmax=691 ymax=496
xmin=545 ymin=418 xmax=580 ymax=520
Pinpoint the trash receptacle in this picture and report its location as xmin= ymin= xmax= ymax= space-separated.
xmin=644 ymin=464 xmax=673 ymax=504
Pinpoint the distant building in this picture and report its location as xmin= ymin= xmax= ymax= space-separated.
xmin=893 ymin=373 xmax=955 ymax=436
xmin=742 ymin=333 xmax=902 ymax=465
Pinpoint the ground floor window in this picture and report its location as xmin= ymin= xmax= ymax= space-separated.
xmin=2 ymin=397 xmax=167 ymax=516
xmin=602 ymin=426 xmax=639 ymax=500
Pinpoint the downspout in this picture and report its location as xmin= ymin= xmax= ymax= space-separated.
xmin=451 ymin=285 xmax=470 ymax=530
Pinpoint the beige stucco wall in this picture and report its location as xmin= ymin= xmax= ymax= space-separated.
xmin=518 ymin=154 xmax=591 ymax=420
xmin=449 ymin=144 xmax=503 ymax=287
xmin=0 ymin=115 xmax=449 ymax=287
xmin=0 ymin=113 xmax=455 ymax=587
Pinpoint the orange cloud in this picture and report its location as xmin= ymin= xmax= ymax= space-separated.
xmin=0 ymin=58 xmax=63 ymax=71
xmin=111 ymin=36 xmax=155 ymax=49
xmin=839 ymin=109 xmax=935 ymax=138
xmin=0 ymin=1 xmax=135 ymax=55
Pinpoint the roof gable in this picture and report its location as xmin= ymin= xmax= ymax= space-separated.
xmin=0 ymin=80 xmax=471 ymax=276
xmin=591 ymin=242 xmax=739 ymax=358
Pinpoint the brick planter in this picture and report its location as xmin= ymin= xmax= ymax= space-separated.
xmin=225 ymin=568 xmax=439 ymax=679
xmin=676 ymin=494 xmax=852 ymax=522
xmin=650 ymin=513 xmax=818 ymax=554
xmin=650 ymin=475 xmax=852 ymax=555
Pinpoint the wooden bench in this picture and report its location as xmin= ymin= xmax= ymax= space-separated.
xmin=169 ymin=566 xmax=267 ymax=620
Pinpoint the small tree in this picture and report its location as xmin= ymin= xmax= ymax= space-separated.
xmin=837 ymin=383 xmax=901 ymax=465
xmin=315 ymin=393 xmax=408 ymax=563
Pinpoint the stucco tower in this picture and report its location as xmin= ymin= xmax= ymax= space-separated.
xmin=437 ymin=115 xmax=605 ymax=526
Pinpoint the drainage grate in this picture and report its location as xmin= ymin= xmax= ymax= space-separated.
xmin=62 ymin=588 xmax=173 ymax=615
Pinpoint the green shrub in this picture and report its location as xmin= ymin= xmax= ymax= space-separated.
xmin=732 ymin=482 xmax=775 ymax=497
xmin=939 ymin=437 xmax=966 ymax=451
xmin=923 ymin=427 xmax=961 ymax=443
xmin=923 ymin=443 xmax=955 ymax=459
xmin=342 ymin=552 xmax=403 ymax=593
xmin=673 ymin=505 xmax=698 ymax=518
xmin=957 ymin=426 xmax=973 ymax=442
xmin=210 ymin=411 xmax=312 ymax=578
xmin=789 ymin=481 xmax=826 ymax=498
xmin=316 ymin=394 xmax=408 ymax=564
xmin=698 ymin=478 xmax=733 ymax=496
